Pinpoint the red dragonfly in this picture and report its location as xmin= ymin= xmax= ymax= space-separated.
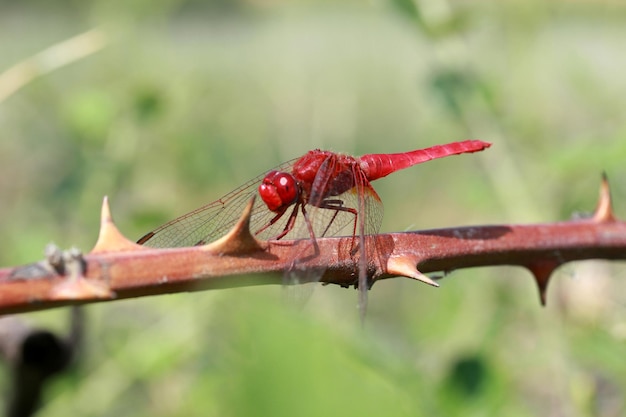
xmin=138 ymin=140 xmax=491 ymax=314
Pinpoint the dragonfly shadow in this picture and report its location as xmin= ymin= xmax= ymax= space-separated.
xmin=267 ymin=238 xmax=321 ymax=263
xmin=226 ymin=249 xmax=279 ymax=261
xmin=416 ymin=225 xmax=512 ymax=240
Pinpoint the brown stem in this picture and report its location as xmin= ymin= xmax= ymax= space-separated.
xmin=0 ymin=176 xmax=623 ymax=315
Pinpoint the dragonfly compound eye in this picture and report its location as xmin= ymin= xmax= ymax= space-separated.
xmin=258 ymin=171 xmax=299 ymax=212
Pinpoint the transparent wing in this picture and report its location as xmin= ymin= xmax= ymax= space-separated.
xmin=280 ymin=162 xmax=384 ymax=311
xmin=138 ymin=155 xmax=384 ymax=247
xmin=296 ymin=154 xmax=384 ymax=240
xmin=287 ymin=185 xmax=383 ymax=240
xmin=138 ymin=158 xmax=300 ymax=248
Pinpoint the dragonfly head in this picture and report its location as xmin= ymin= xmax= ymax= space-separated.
xmin=259 ymin=170 xmax=299 ymax=212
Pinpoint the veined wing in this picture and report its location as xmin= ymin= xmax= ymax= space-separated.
xmin=137 ymin=158 xmax=300 ymax=248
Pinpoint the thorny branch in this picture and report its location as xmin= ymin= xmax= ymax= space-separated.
xmin=0 ymin=175 xmax=624 ymax=315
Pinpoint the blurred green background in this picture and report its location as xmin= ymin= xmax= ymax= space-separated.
xmin=1 ymin=0 xmax=626 ymax=415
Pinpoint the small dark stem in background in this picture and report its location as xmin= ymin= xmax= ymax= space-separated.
xmin=0 ymin=307 xmax=83 ymax=417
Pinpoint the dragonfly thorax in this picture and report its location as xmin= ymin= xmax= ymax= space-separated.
xmin=258 ymin=170 xmax=300 ymax=212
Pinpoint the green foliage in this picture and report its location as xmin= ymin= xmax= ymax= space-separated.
xmin=1 ymin=1 xmax=625 ymax=416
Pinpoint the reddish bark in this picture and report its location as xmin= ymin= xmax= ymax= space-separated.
xmin=0 ymin=175 xmax=623 ymax=315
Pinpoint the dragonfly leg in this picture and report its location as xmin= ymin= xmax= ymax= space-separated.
xmin=255 ymin=203 xmax=300 ymax=241
xmin=319 ymin=199 xmax=359 ymax=254
xmin=262 ymin=202 xmax=322 ymax=261
xmin=273 ymin=203 xmax=301 ymax=240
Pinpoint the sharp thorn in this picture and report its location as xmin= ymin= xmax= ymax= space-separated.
xmin=91 ymin=196 xmax=145 ymax=253
xmin=386 ymin=256 xmax=440 ymax=287
xmin=526 ymin=260 xmax=560 ymax=306
xmin=592 ymin=172 xmax=616 ymax=223
xmin=203 ymin=196 xmax=265 ymax=255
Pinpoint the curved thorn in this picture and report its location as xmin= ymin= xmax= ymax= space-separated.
xmin=593 ymin=172 xmax=616 ymax=223
xmin=526 ymin=260 xmax=560 ymax=306
xmin=203 ymin=196 xmax=265 ymax=255
xmin=91 ymin=196 xmax=145 ymax=253
xmin=386 ymin=256 xmax=439 ymax=287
